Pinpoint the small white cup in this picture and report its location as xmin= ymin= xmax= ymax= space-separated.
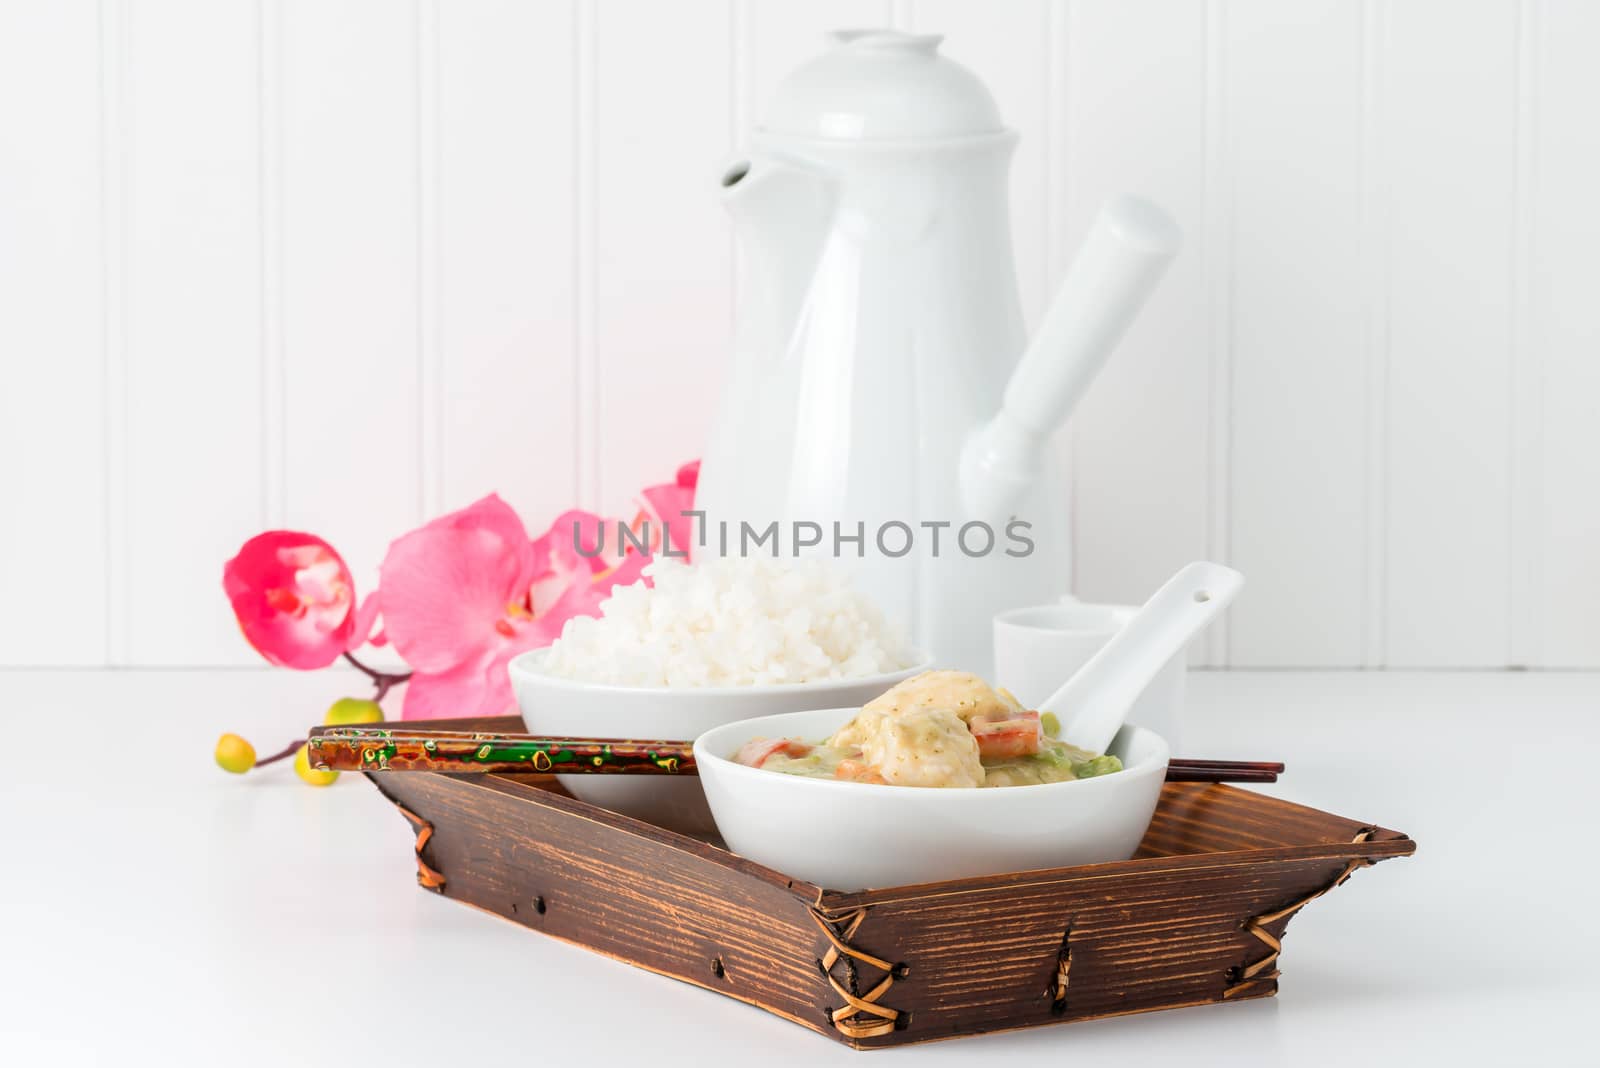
xmin=993 ymin=600 xmax=1186 ymax=750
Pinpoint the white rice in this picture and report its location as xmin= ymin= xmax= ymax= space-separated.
xmin=540 ymin=556 xmax=915 ymax=688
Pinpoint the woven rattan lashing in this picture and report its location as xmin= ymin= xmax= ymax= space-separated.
xmin=397 ymin=805 xmax=447 ymax=891
xmin=1052 ymin=936 xmax=1072 ymax=1011
xmin=1223 ymin=829 xmax=1374 ymax=999
xmin=811 ymin=908 xmax=903 ymax=1039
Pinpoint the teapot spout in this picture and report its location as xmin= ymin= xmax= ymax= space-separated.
xmin=722 ymin=153 xmax=836 ymax=347
xmin=960 ymin=196 xmax=1183 ymax=523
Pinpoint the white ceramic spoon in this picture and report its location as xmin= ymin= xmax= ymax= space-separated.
xmin=1041 ymin=561 xmax=1244 ymax=755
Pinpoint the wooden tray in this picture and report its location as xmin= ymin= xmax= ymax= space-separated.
xmin=360 ymin=715 xmax=1414 ymax=1049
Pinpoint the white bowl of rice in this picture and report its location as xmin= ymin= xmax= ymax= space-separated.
xmin=508 ymin=556 xmax=931 ymax=835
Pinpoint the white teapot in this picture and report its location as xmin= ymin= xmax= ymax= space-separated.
xmin=695 ymin=30 xmax=1181 ymax=670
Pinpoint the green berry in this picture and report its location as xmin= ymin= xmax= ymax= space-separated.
xmin=215 ymin=733 xmax=257 ymax=774
xmin=324 ymin=697 xmax=384 ymax=726
xmin=294 ymin=743 xmax=339 ymax=786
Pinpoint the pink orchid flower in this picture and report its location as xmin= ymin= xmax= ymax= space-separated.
xmin=379 ymin=494 xmax=546 ymax=719
xmin=529 ymin=509 xmax=646 ymax=622
xmin=630 ymin=459 xmax=700 ymax=559
xmin=527 ymin=462 xmax=697 ymax=651
xmin=379 ymin=494 xmax=650 ymax=720
xmin=223 ymin=532 xmax=379 ymax=669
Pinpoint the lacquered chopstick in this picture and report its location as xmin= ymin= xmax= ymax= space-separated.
xmin=1160 ymin=758 xmax=1285 ymax=774
xmin=308 ymin=726 xmax=1278 ymax=783
xmin=1164 ymin=766 xmax=1278 ymax=784
xmin=306 ymin=727 xmax=695 ymax=775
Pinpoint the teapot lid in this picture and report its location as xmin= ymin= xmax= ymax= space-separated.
xmin=760 ymin=30 xmax=1006 ymax=142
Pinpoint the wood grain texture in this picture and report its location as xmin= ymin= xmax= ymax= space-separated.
xmin=367 ymin=770 xmax=834 ymax=1036
xmin=359 ymin=715 xmax=1413 ymax=1048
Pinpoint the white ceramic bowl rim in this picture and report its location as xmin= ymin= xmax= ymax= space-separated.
xmin=695 ymin=709 xmax=1169 ymax=802
xmin=507 ymin=647 xmax=936 ymax=699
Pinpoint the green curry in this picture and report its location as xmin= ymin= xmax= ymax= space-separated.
xmin=762 ymin=738 xmax=1123 ymax=787
xmin=733 ymin=670 xmax=1124 ymax=789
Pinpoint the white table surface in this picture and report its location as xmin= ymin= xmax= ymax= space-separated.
xmin=2 ymin=668 xmax=1594 ymax=1066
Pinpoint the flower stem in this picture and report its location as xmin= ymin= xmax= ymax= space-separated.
xmin=341 ymin=650 xmax=387 ymax=680
xmin=245 ymin=656 xmax=412 ymax=774
xmin=343 ymin=651 xmax=412 ymax=702
xmin=255 ymin=740 xmax=301 ymax=768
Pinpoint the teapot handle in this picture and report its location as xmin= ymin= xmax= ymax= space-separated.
xmin=1006 ymin=195 xmax=1181 ymax=433
xmin=960 ymin=195 xmax=1181 ymax=522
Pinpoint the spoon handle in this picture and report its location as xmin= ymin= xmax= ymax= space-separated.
xmin=1045 ymin=561 xmax=1244 ymax=755
xmin=306 ymin=726 xmax=696 ymax=775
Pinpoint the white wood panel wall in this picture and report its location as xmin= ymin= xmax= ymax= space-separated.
xmin=1 ymin=0 xmax=1595 ymax=669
